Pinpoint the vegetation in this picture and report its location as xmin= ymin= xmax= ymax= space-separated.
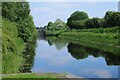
xmin=2 ymin=1 xmax=120 ymax=78
xmin=66 ymin=11 xmax=120 ymax=29
xmin=2 ymin=73 xmax=66 ymax=78
xmin=2 ymin=2 xmax=37 ymax=42
xmin=2 ymin=2 xmax=37 ymax=74
xmin=60 ymin=27 xmax=119 ymax=54
xmin=45 ymin=11 xmax=120 ymax=54
xmin=84 ymin=17 xmax=102 ymax=28
xmin=45 ymin=11 xmax=120 ymax=31
xmin=45 ymin=19 xmax=68 ymax=31
xmin=46 ymin=30 xmax=62 ymax=36
xmin=104 ymin=11 xmax=120 ymax=27
xmin=2 ymin=18 xmax=25 ymax=73
xmin=67 ymin=11 xmax=89 ymax=29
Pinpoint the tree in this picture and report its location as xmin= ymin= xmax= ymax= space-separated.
xmin=2 ymin=2 xmax=30 ymax=22
xmin=47 ymin=22 xmax=53 ymax=30
xmin=84 ymin=17 xmax=101 ymax=28
xmin=2 ymin=2 xmax=36 ymax=42
xmin=46 ymin=19 xmax=68 ymax=31
xmin=104 ymin=11 xmax=120 ymax=27
xmin=67 ymin=11 xmax=89 ymax=29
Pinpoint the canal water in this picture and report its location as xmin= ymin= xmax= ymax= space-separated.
xmin=32 ymin=36 xmax=119 ymax=78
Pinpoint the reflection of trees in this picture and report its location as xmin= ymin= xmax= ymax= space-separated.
xmin=47 ymin=37 xmax=67 ymax=50
xmin=68 ymin=43 xmax=88 ymax=59
xmin=67 ymin=42 xmax=120 ymax=66
xmin=19 ymin=40 xmax=37 ymax=73
xmin=37 ymin=34 xmax=46 ymax=40
xmin=47 ymin=39 xmax=54 ymax=46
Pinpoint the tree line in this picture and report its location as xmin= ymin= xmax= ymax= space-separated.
xmin=45 ymin=11 xmax=120 ymax=30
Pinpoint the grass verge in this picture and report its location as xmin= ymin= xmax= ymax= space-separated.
xmin=2 ymin=73 xmax=67 ymax=78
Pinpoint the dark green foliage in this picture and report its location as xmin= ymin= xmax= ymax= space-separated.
xmin=68 ymin=11 xmax=89 ymax=21
xmin=47 ymin=22 xmax=53 ymax=30
xmin=2 ymin=2 xmax=37 ymax=42
xmin=2 ymin=2 xmax=30 ymax=22
xmin=17 ymin=15 xmax=37 ymax=42
xmin=67 ymin=11 xmax=89 ymax=29
xmin=66 ymin=11 xmax=120 ymax=29
xmin=84 ymin=17 xmax=101 ymax=28
xmin=104 ymin=11 xmax=120 ymax=27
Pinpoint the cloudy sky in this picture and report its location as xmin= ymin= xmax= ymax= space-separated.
xmin=29 ymin=2 xmax=118 ymax=27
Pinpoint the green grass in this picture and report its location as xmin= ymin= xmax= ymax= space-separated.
xmin=61 ymin=32 xmax=118 ymax=46
xmin=46 ymin=30 xmax=65 ymax=36
xmin=2 ymin=18 xmax=25 ymax=74
xmin=0 ymin=27 xmax=2 ymax=75
xmin=2 ymin=73 xmax=66 ymax=78
xmin=77 ymin=26 xmax=119 ymax=33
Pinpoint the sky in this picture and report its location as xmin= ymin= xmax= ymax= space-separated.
xmin=29 ymin=2 xmax=118 ymax=27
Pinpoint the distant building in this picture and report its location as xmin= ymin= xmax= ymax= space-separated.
xmin=118 ymin=1 xmax=120 ymax=12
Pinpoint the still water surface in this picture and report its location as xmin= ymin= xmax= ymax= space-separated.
xmin=32 ymin=36 xmax=119 ymax=78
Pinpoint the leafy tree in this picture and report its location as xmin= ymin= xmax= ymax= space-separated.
xmin=2 ymin=2 xmax=37 ymax=42
xmin=17 ymin=15 xmax=37 ymax=42
xmin=2 ymin=2 xmax=30 ymax=22
xmin=67 ymin=11 xmax=89 ymax=29
xmin=46 ymin=19 xmax=68 ymax=31
xmin=104 ymin=11 xmax=120 ymax=27
xmin=84 ymin=17 xmax=101 ymax=28
xmin=2 ymin=2 xmax=18 ymax=22
xmin=46 ymin=22 xmax=53 ymax=30
xmin=98 ymin=18 xmax=106 ymax=28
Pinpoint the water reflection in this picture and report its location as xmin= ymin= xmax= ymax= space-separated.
xmin=19 ymin=40 xmax=37 ymax=73
xmin=43 ymin=36 xmax=120 ymax=66
xmin=67 ymin=42 xmax=120 ymax=66
xmin=46 ymin=37 xmax=67 ymax=50
xmin=32 ymin=36 xmax=119 ymax=78
xmin=42 ymin=36 xmax=120 ymax=66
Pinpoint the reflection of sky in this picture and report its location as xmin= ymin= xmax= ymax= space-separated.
xmin=32 ymin=40 xmax=118 ymax=78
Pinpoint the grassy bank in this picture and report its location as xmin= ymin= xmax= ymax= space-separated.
xmin=46 ymin=27 xmax=119 ymax=54
xmin=2 ymin=2 xmax=38 ymax=75
xmin=2 ymin=18 xmax=38 ymax=74
xmin=2 ymin=73 xmax=66 ymax=78
xmin=2 ymin=18 xmax=25 ymax=73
